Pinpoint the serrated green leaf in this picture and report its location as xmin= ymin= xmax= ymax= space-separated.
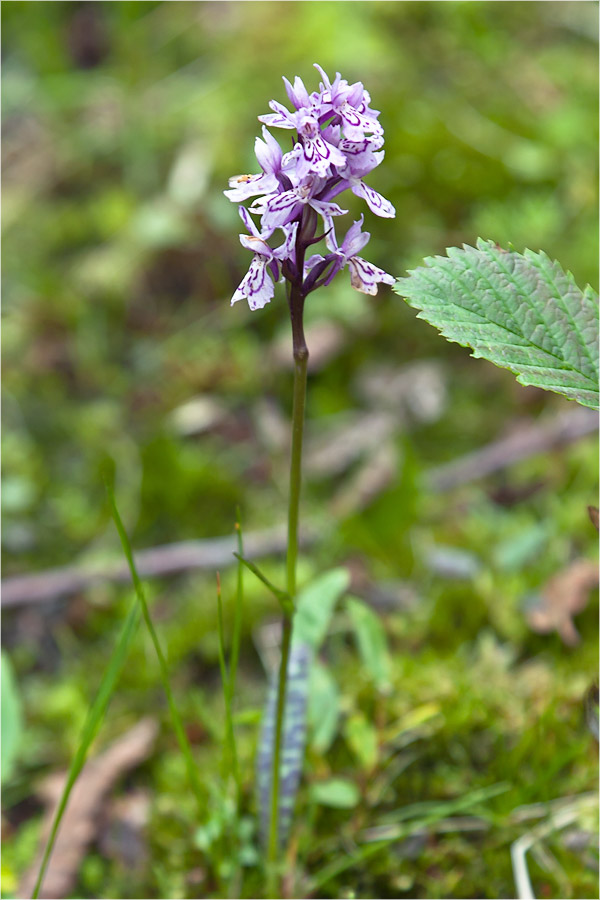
xmin=396 ymin=240 xmax=599 ymax=409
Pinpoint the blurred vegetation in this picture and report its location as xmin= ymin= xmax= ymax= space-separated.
xmin=1 ymin=3 xmax=598 ymax=898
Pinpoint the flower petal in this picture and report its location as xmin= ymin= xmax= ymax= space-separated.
xmin=309 ymin=198 xmax=348 ymax=220
xmin=273 ymin=221 xmax=298 ymax=264
xmin=351 ymin=180 xmax=396 ymax=218
xmin=339 ymin=102 xmax=383 ymax=141
xmin=341 ymin=216 xmax=370 ymax=259
xmin=348 ymin=257 xmax=395 ymax=295
xmin=259 ymin=190 xmax=304 ymax=228
xmin=258 ymin=100 xmax=296 ymax=130
xmin=232 ymin=256 xmax=275 ymax=310
xmin=254 ymin=128 xmax=283 ymax=174
xmin=238 ymin=205 xmax=274 ymax=242
xmin=283 ymin=75 xmax=311 ymax=110
xmin=300 ymin=133 xmax=346 ymax=177
xmin=224 ymin=172 xmax=279 ymax=202
xmin=239 ymin=234 xmax=274 ymax=257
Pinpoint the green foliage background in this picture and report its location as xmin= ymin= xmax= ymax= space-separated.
xmin=2 ymin=3 xmax=598 ymax=899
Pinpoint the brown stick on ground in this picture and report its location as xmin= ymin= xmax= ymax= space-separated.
xmin=2 ymin=525 xmax=316 ymax=608
xmin=427 ymin=406 xmax=598 ymax=492
xmin=2 ymin=407 xmax=597 ymax=608
xmin=18 ymin=718 xmax=158 ymax=900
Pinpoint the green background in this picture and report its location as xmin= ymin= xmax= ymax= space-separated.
xmin=2 ymin=3 xmax=598 ymax=898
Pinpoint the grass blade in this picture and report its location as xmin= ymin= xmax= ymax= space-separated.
xmin=106 ymin=481 xmax=205 ymax=814
xmin=310 ymin=839 xmax=391 ymax=892
xmin=216 ymin=572 xmax=241 ymax=793
xmin=31 ymin=600 xmax=140 ymax=898
xmin=228 ymin=509 xmax=244 ymax=705
xmin=233 ymin=553 xmax=294 ymax=615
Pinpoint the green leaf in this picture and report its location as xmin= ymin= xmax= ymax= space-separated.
xmin=346 ymin=596 xmax=392 ymax=692
xmin=396 ymin=240 xmax=599 ymax=409
xmin=309 ymin=778 xmax=360 ymax=809
xmin=344 ymin=711 xmax=379 ymax=772
xmin=308 ymin=660 xmax=341 ymax=754
xmin=257 ymin=643 xmax=310 ymax=847
xmin=292 ymin=567 xmax=350 ymax=652
xmin=1 ymin=653 xmax=23 ymax=784
xmin=257 ymin=568 xmax=349 ymax=847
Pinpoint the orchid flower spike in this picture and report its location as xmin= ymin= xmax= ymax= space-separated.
xmin=225 ymin=64 xmax=395 ymax=310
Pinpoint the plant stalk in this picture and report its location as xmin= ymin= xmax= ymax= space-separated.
xmin=267 ymin=281 xmax=309 ymax=894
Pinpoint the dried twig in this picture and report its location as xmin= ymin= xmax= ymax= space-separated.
xmin=2 ymin=526 xmax=316 ymax=609
xmin=19 ymin=719 xmax=158 ymax=900
xmin=428 ymin=406 xmax=598 ymax=492
xmin=3 ymin=408 xmax=596 ymax=608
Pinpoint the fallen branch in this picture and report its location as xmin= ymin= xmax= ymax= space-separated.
xmin=427 ymin=406 xmax=597 ymax=492
xmin=3 ymin=407 xmax=596 ymax=608
xmin=2 ymin=525 xmax=316 ymax=609
xmin=19 ymin=719 xmax=158 ymax=900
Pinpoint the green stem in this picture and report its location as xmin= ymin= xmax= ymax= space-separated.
xmin=267 ymin=287 xmax=309 ymax=894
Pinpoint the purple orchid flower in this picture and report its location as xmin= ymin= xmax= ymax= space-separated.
xmin=334 ymin=216 xmax=395 ymax=295
xmin=251 ymin=177 xmax=347 ymax=231
xmin=224 ymin=127 xmax=284 ymax=202
xmin=308 ymin=215 xmax=395 ymax=296
xmin=259 ymin=106 xmax=346 ymax=179
xmin=231 ymin=207 xmax=298 ymax=310
xmin=313 ymin=64 xmax=383 ymax=141
xmin=225 ymin=64 xmax=395 ymax=311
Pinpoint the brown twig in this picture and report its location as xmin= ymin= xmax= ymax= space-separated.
xmin=1 ymin=526 xmax=317 ymax=609
xmin=19 ymin=719 xmax=158 ymax=900
xmin=427 ymin=406 xmax=598 ymax=492
xmin=3 ymin=407 xmax=597 ymax=609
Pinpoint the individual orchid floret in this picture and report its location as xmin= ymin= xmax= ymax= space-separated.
xmin=293 ymin=113 xmax=346 ymax=178
xmin=259 ymin=105 xmax=346 ymax=179
xmin=232 ymin=208 xmax=297 ymax=310
xmin=313 ymin=64 xmax=383 ymax=142
xmin=251 ymin=179 xmax=347 ymax=231
xmin=282 ymin=75 xmax=312 ymax=111
xmin=327 ymin=215 xmax=395 ymax=295
xmin=338 ymin=135 xmax=385 ymax=178
xmin=224 ymin=127 xmax=283 ymax=202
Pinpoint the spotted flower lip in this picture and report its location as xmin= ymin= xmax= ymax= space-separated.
xmin=325 ymin=214 xmax=395 ymax=295
xmin=225 ymin=64 xmax=395 ymax=310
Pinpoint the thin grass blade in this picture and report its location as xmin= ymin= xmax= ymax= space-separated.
xmin=106 ymin=481 xmax=205 ymax=814
xmin=31 ymin=600 xmax=140 ymax=898
xmin=234 ymin=553 xmax=294 ymax=615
